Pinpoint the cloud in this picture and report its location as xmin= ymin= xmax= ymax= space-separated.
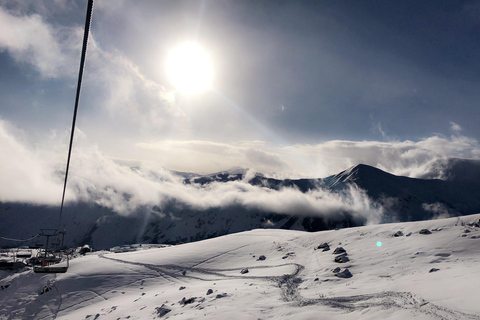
xmin=85 ymin=41 xmax=178 ymax=130
xmin=0 ymin=4 xmax=178 ymax=133
xmin=245 ymin=148 xmax=289 ymax=172
xmin=0 ymin=6 xmax=79 ymax=78
xmin=281 ymin=134 xmax=480 ymax=178
xmin=450 ymin=122 xmax=462 ymax=133
xmin=74 ymin=159 xmax=384 ymax=224
xmin=0 ymin=119 xmax=64 ymax=204
xmin=2 ymin=117 xmax=480 ymax=227
xmin=135 ymin=140 xmax=291 ymax=175
xmin=0 ymin=118 xmax=383 ymax=224
xmin=422 ymin=202 xmax=456 ymax=219
xmin=133 ymin=129 xmax=480 ymax=179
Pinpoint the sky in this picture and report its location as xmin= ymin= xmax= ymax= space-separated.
xmin=2 ymin=0 xmax=480 ymax=210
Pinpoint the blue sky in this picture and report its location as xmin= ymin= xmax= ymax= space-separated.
xmin=1 ymin=0 xmax=480 ymax=179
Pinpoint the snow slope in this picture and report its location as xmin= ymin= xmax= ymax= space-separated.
xmin=1 ymin=213 xmax=480 ymax=319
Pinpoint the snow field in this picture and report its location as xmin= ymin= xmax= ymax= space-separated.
xmin=1 ymin=214 xmax=480 ymax=319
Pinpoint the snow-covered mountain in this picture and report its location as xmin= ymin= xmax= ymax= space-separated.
xmin=190 ymin=161 xmax=480 ymax=221
xmin=2 ymin=160 xmax=480 ymax=249
xmin=1 ymin=214 xmax=480 ymax=319
xmin=323 ymin=163 xmax=480 ymax=222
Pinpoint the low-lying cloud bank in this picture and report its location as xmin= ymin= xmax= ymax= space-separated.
xmin=136 ymin=132 xmax=480 ymax=179
xmin=2 ymin=119 xmax=480 ymax=226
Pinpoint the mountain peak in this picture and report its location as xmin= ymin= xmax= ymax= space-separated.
xmin=326 ymin=164 xmax=392 ymax=188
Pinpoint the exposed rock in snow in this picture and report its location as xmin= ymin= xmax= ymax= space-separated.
xmin=333 ymin=247 xmax=346 ymax=254
xmin=334 ymin=254 xmax=350 ymax=263
xmin=257 ymin=255 xmax=266 ymax=261
xmin=155 ymin=304 xmax=171 ymax=317
xmin=335 ymin=268 xmax=353 ymax=278
xmin=179 ymin=297 xmax=196 ymax=306
xmin=317 ymin=243 xmax=330 ymax=251
xmin=282 ymin=252 xmax=295 ymax=259
xmin=0 ymin=284 xmax=10 ymax=290
xmin=394 ymin=231 xmax=404 ymax=237
xmin=419 ymin=229 xmax=432 ymax=235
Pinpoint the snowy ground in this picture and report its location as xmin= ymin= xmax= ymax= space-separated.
xmin=1 ymin=214 xmax=480 ymax=320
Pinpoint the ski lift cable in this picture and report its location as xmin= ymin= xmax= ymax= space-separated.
xmin=57 ymin=0 xmax=94 ymax=229
xmin=0 ymin=1 xmax=93 ymax=249
xmin=0 ymin=234 xmax=40 ymax=242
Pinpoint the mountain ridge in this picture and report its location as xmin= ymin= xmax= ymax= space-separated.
xmin=2 ymin=159 xmax=480 ymax=249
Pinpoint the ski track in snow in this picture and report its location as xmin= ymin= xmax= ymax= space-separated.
xmin=189 ymin=244 xmax=252 ymax=268
xmin=100 ymin=249 xmax=480 ymax=320
xmin=278 ymin=272 xmax=480 ymax=320
xmin=100 ymin=253 xmax=302 ymax=282
xmin=100 ymin=254 xmax=176 ymax=284
xmin=316 ymin=291 xmax=480 ymax=320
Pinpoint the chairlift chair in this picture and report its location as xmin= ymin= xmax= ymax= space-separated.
xmin=33 ymin=251 xmax=69 ymax=274
xmin=33 ymin=261 xmax=69 ymax=273
xmin=16 ymin=249 xmax=32 ymax=258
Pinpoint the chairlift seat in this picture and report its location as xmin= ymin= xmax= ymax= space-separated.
xmin=34 ymin=265 xmax=68 ymax=273
xmin=33 ymin=256 xmax=69 ymax=274
xmin=16 ymin=252 xmax=32 ymax=258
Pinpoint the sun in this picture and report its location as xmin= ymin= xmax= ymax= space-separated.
xmin=166 ymin=42 xmax=213 ymax=94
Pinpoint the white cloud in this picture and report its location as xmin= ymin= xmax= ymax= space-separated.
xmin=0 ymin=119 xmax=383 ymax=224
xmin=244 ymin=148 xmax=289 ymax=172
xmin=2 ymin=117 xmax=480 ymax=225
xmin=85 ymin=38 xmax=177 ymax=125
xmin=0 ymin=6 xmax=80 ymax=78
xmin=280 ymin=135 xmax=480 ymax=178
xmin=0 ymin=5 xmax=178 ymax=133
xmin=0 ymin=119 xmax=64 ymax=204
xmin=450 ymin=122 xmax=462 ymax=133
xmin=133 ymin=131 xmax=480 ymax=179
xmin=422 ymin=202 xmax=456 ymax=219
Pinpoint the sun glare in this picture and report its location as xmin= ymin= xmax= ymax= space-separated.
xmin=166 ymin=42 xmax=213 ymax=94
